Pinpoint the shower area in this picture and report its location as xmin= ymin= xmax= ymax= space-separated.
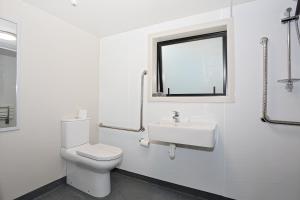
xmin=260 ymin=0 xmax=300 ymax=126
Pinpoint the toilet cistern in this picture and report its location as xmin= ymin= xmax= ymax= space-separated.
xmin=172 ymin=111 xmax=180 ymax=123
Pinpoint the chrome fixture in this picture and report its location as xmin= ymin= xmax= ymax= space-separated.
xmin=296 ymin=0 xmax=300 ymax=16
xmin=172 ymin=111 xmax=180 ymax=123
xmin=260 ymin=37 xmax=300 ymax=126
xmin=295 ymin=0 xmax=300 ymax=45
xmin=278 ymin=7 xmax=300 ymax=92
xmin=99 ymin=70 xmax=147 ymax=132
xmin=70 ymin=0 xmax=78 ymax=7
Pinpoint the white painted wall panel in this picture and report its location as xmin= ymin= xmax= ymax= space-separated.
xmin=0 ymin=0 xmax=99 ymax=199
xmin=98 ymin=0 xmax=300 ymax=199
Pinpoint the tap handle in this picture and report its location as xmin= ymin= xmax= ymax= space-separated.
xmin=172 ymin=111 xmax=179 ymax=116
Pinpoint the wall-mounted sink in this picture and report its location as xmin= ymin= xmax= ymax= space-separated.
xmin=148 ymin=120 xmax=217 ymax=148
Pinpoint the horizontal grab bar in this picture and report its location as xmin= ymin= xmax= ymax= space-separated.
xmin=260 ymin=37 xmax=300 ymax=126
xmin=98 ymin=123 xmax=145 ymax=132
xmin=261 ymin=117 xmax=300 ymax=126
xmin=98 ymin=70 xmax=147 ymax=132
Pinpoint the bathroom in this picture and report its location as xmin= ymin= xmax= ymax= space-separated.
xmin=0 ymin=0 xmax=300 ymax=199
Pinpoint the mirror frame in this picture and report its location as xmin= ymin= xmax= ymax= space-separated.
xmin=148 ymin=19 xmax=235 ymax=103
xmin=0 ymin=17 xmax=21 ymax=132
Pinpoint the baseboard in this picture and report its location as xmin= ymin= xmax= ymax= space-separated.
xmin=15 ymin=177 xmax=66 ymax=200
xmin=113 ymin=169 xmax=234 ymax=200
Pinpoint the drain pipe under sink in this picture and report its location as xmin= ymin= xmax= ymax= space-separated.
xmin=169 ymin=144 xmax=176 ymax=160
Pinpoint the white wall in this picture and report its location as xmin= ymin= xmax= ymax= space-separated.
xmin=98 ymin=0 xmax=300 ymax=200
xmin=224 ymin=1 xmax=300 ymax=199
xmin=0 ymin=0 xmax=99 ymax=199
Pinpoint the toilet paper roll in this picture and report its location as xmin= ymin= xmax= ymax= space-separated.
xmin=139 ymin=138 xmax=150 ymax=147
xmin=78 ymin=109 xmax=87 ymax=119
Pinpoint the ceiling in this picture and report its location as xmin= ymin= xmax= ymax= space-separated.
xmin=23 ymin=0 xmax=253 ymax=38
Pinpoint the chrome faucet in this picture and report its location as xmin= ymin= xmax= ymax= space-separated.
xmin=172 ymin=111 xmax=180 ymax=123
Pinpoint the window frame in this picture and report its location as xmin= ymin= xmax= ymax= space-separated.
xmin=148 ymin=19 xmax=235 ymax=103
xmin=156 ymin=31 xmax=228 ymax=97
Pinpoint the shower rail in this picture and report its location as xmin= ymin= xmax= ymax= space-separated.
xmin=98 ymin=70 xmax=147 ymax=132
xmin=260 ymin=37 xmax=300 ymax=126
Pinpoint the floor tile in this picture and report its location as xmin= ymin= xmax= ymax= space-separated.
xmin=34 ymin=172 xmax=205 ymax=200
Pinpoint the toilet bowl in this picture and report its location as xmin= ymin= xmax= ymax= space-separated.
xmin=60 ymin=118 xmax=122 ymax=197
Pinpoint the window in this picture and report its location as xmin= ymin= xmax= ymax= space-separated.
xmin=148 ymin=19 xmax=234 ymax=102
xmin=156 ymin=31 xmax=227 ymax=96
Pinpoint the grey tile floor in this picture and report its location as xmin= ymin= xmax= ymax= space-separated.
xmin=34 ymin=172 xmax=206 ymax=200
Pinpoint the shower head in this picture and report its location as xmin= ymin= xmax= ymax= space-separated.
xmin=285 ymin=7 xmax=292 ymax=17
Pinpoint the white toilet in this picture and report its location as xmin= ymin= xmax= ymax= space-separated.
xmin=60 ymin=118 xmax=122 ymax=197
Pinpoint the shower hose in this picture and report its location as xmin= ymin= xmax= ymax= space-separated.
xmin=296 ymin=19 xmax=300 ymax=45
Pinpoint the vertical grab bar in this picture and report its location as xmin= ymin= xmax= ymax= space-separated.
xmin=99 ymin=70 xmax=147 ymax=132
xmin=260 ymin=37 xmax=300 ymax=126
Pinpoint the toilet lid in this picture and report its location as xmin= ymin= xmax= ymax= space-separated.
xmin=76 ymin=143 xmax=122 ymax=161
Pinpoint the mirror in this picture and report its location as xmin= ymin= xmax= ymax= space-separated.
xmin=0 ymin=18 xmax=19 ymax=131
xmin=157 ymin=32 xmax=227 ymax=96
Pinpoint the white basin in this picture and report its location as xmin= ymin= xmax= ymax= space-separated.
xmin=148 ymin=120 xmax=217 ymax=148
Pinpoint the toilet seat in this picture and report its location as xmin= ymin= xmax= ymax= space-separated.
xmin=61 ymin=143 xmax=123 ymax=172
xmin=76 ymin=143 xmax=122 ymax=161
